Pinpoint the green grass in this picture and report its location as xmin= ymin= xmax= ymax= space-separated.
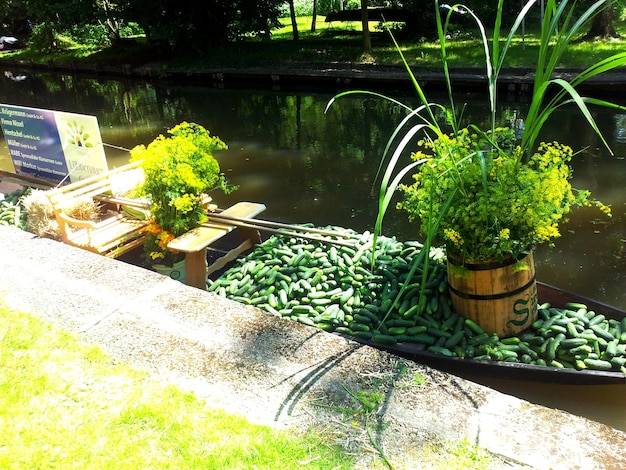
xmin=0 ymin=300 xmax=507 ymax=469
xmin=5 ymin=15 xmax=626 ymax=71
xmin=0 ymin=303 xmax=351 ymax=469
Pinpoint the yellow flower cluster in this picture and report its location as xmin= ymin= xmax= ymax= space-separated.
xmin=398 ymin=127 xmax=611 ymax=261
xmin=130 ymin=122 xmax=235 ymax=267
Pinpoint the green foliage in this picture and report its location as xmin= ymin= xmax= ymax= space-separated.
xmin=398 ymin=127 xmax=611 ymax=261
xmin=67 ymin=23 xmax=111 ymax=48
xmin=122 ymin=0 xmax=285 ymax=51
xmin=130 ymin=122 xmax=234 ymax=265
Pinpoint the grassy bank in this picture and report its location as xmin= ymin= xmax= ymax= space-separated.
xmin=0 ymin=304 xmax=351 ymax=469
xmin=2 ymin=16 xmax=626 ymax=72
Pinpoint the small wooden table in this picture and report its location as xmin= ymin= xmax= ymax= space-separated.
xmin=168 ymin=201 xmax=266 ymax=289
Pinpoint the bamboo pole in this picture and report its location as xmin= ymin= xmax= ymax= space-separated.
xmin=208 ymin=212 xmax=359 ymax=239
xmin=203 ymin=214 xmax=360 ymax=248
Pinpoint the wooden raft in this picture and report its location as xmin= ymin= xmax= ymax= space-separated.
xmin=45 ymin=161 xmax=149 ymax=258
xmin=168 ymin=202 xmax=266 ymax=289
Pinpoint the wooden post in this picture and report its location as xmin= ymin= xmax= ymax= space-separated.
xmin=184 ymin=249 xmax=209 ymax=290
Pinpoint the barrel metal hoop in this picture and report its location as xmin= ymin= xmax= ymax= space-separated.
xmin=448 ymin=275 xmax=537 ymax=300
xmin=447 ymin=252 xmax=530 ymax=270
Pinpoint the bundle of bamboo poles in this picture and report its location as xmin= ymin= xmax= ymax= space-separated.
xmin=205 ymin=211 xmax=362 ymax=248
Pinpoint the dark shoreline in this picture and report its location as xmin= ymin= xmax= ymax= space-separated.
xmin=3 ymin=55 xmax=626 ymax=95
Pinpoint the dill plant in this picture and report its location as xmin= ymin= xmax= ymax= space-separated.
xmin=130 ymin=122 xmax=235 ymax=266
xmin=397 ymin=127 xmax=611 ymax=261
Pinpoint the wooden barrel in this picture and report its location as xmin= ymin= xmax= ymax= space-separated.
xmin=446 ymin=251 xmax=538 ymax=337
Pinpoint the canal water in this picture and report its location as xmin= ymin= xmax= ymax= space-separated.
xmin=0 ymin=69 xmax=624 ymax=431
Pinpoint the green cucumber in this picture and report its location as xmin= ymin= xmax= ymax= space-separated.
xmin=387 ymin=327 xmax=407 ymax=336
xmin=353 ymin=313 xmax=373 ymax=325
xmin=406 ymin=325 xmax=428 ymax=336
xmin=560 ymin=338 xmax=588 ymax=349
xmin=444 ymin=330 xmax=465 ymax=349
xmin=590 ymin=324 xmax=615 ymax=342
xmin=372 ymin=334 xmax=397 ymax=345
xmin=351 ymin=330 xmax=374 ymax=340
xmin=464 ymin=318 xmax=485 ymax=335
xmin=565 ymin=302 xmax=588 ymax=311
xmin=583 ymin=358 xmax=613 ymax=371
xmin=427 ymin=346 xmax=454 ymax=356
xmin=350 ymin=322 xmax=370 ymax=332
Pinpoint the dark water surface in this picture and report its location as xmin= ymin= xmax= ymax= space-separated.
xmin=0 ymin=70 xmax=624 ymax=431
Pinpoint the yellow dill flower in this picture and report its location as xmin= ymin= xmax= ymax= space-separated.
xmin=444 ymin=228 xmax=464 ymax=247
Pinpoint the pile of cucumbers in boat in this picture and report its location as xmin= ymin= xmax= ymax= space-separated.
xmin=208 ymin=226 xmax=626 ymax=373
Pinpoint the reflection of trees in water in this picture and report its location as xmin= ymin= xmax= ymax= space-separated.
xmin=614 ymin=114 xmax=626 ymax=145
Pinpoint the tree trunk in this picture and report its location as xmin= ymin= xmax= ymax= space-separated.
xmin=288 ymin=0 xmax=299 ymax=41
xmin=311 ymin=0 xmax=317 ymax=32
xmin=360 ymin=0 xmax=371 ymax=53
xmin=583 ymin=6 xmax=619 ymax=40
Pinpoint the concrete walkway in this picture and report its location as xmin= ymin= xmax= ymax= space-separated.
xmin=1 ymin=224 xmax=625 ymax=469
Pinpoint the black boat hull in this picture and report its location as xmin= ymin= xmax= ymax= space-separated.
xmin=337 ymin=282 xmax=626 ymax=385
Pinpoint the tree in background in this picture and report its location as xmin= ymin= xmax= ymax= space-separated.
xmin=3 ymin=0 xmax=622 ymax=54
xmin=581 ymin=0 xmax=623 ymax=39
xmin=286 ymin=0 xmax=300 ymax=40
xmin=360 ymin=0 xmax=371 ymax=52
xmin=0 ymin=0 xmax=30 ymax=36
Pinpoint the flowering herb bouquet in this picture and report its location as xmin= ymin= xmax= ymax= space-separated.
xmin=130 ymin=122 xmax=235 ymax=267
xmin=397 ymin=127 xmax=611 ymax=262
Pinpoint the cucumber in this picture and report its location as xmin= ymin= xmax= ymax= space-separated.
xmin=387 ymin=319 xmax=415 ymax=328
xmin=590 ymin=324 xmax=615 ymax=342
xmin=353 ymin=313 xmax=373 ymax=325
xmin=350 ymin=322 xmax=370 ymax=332
xmin=372 ymin=334 xmax=397 ymax=345
xmin=588 ymin=314 xmax=606 ymax=326
xmin=565 ymin=302 xmax=588 ymax=311
xmin=464 ymin=318 xmax=485 ymax=335
xmin=387 ymin=326 xmax=407 ymax=336
xmin=406 ymin=325 xmax=428 ymax=336
xmin=583 ymin=358 xmax=613 ymax=371
xmin=427 ymin=346 xmax=454 ymax=356
xmin=351 ymin=330 xmax=374 ymax=340
xmin=410 ymin=333 xmax=437 ymax=346
xmin=356 ymin=307 xmax=379 ymax=323
xmin=444 ymin=330 xmax=465 ymax=349
xmin=560 ymin=338 xmax=587 ymax=349
xmin=334 ymin=326 xmax=353 ymax=335
xmin=296 ymin=316 xmax=315 ymax=327
xmin=568 ymin=344 xmax=593 ymax=356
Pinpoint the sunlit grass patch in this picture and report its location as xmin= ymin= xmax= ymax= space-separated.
xmin=0 ymin=304 xmax=351 ymax=469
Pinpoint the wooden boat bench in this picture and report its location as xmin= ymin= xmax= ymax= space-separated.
xmin=168 ymin=201 xmax=266 ymax=290
xmin=45 ymin=161 xmax=150 ymax=259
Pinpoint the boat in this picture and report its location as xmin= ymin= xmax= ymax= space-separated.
xmin=2 ymin=173 xmax=623 ymax=385
xmin=338 ymin=282 xmax=626 ymax=385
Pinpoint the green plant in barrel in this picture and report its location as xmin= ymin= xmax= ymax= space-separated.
xmin=327 ymin=0 xmax=626 ymax=335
